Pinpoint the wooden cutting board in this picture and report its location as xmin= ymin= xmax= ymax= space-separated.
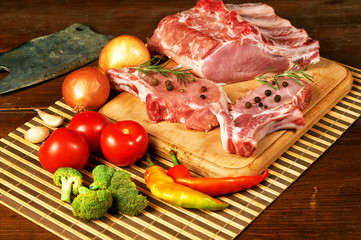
xmin=99 ymin=58 xmax=353 ymax=177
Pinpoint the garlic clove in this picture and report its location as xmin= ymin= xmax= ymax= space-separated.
xmin=24 ymin=126 xmax=50 ymax=143
xmin=36 ymin=109 xmax=64 ymax=127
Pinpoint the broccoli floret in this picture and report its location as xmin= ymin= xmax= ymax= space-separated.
xmin=53 ymin=167 xmax=83 ymax=203
xmin=89 ymin=164 xmax=116 ymax=190
xmin=78 ymin=186 xmax=90 ymax=195
xmin=107 ymin=170 xmax=148 ymax=216
xmin=71 ymin=189 xmax=112 ymax=220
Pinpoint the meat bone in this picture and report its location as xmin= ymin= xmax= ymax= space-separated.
xmin=0 ymin=23 xmax=114 ymax=94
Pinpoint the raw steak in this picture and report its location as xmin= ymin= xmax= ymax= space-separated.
xmin=217 ymin=78 xmax=312 ymax=156
xmin=107 ymin=67 xmax=229 ymax=132
xmin=147 ymin=0 xmax=320 ymax=84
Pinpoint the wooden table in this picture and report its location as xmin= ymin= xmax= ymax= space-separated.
xmin=1 ymin=0 xmax=360 ymax=239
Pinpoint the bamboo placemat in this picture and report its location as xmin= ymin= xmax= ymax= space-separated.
xmin=1 ymin=65 xmax=361 ymax=240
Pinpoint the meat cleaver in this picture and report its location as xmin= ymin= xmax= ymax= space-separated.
xmin=0 ymin=23 xmax=114 ymax=94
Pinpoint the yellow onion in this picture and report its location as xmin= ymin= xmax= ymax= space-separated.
xmin=62 ymin=67 xmax=110 ymax=112
xmin=99 ymin=35 xmax=150 ymax=73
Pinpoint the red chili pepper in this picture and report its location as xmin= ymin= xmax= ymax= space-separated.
xmin=167 ymin=150 xmax=269 ymax=196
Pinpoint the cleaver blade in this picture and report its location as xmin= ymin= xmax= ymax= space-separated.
xmin=0 ymin=23 xmax=114 ymax=94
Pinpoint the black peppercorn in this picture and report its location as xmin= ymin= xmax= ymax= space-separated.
xmin=200 ymin=94 xmax=206 ymax=99
xmin=165 ymin=80 xmax=174 ymax=91
xmin=274 ymin=95 xmax=281 ymax=102
xmin=245 ymin=102 xmax=252 ymax=108
xmin=264 ymin=105 xmax=268 ymax=109
xmin=258 ymin=102 xmax=263 ymax=107
xmin=166 ymin=84 xmax=174 ymax=91
xmin=201 ymin=86 xmax=207 ymax=92
xmin=150 ymin=78 xmax=159 ymax=86
xmin=271 ymin=81 xmax=276 ymax=85
xmin=181 ymin=89 xmax=185 ymax=93
xmin=282 ymin=82 xmax=289 ymax=87
xmin=265 ymin=89 xmax=272 ymax=96
xmin=254 ymin=96 xmax=261 ymax=103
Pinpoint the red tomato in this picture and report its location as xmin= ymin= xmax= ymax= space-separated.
xmin=100 ymin=120 xmax=148 ymax=166
xmin=68 ymin=111 xmax=110 ymax=153
xmin=38 ymin=128 xmax=89 ymax=173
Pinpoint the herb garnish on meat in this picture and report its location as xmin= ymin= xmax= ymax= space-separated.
xmin=132 ymin=58 xmax=194 ymax=86
xmin=256 ymin=61 xmax=314 ymax=90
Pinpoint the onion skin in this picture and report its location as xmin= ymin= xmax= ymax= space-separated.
xmin=62 ymin=67 xmax=110 ymax=112
xmin=99 ymin=35 xmax=150 ymax=73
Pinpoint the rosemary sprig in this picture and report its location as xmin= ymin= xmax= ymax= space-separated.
xmin=256 ymin=61 xmax=314 ymax=90
xmin=132 ymin=58 xmax=194 ymax=86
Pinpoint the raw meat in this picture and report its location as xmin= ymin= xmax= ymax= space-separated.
xmin=147 ymin=0 xmax=320 ymax=84
xmin=107 ymin=67 xmax=229 ymax=132
xmin=216 ymin=78 xmax=312 ymax=156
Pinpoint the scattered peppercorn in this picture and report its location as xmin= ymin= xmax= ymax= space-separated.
xmin=150 ymin=78 xmax=159 ymax=86
xmin=258 ymin=102 xmax=263 ymax=107
xmin=166 ymin=84 xmax=174 ymax=91
xmin=282 ymin=82 xmax=289 ymax=87
xmin=254 ymin=96 xmax=261 ymax=103
xmin=245 ymin=102 xmax=252 ymax=108
xmin=181 ymin=89 xmax=185 ymax=93
xmin=264 ymin=105 xmax=268 ymax=109
xmin=274 ymin=95 xmax=281 ymax=102
xmin=265 ymin=89 xmax=272 ymax=96
xmin=271 ymin=81 xmax=276 ymax=85
xmin=165 ymin=80 xmax=174 ymax=91
xmin=201 ymin=86 xmax=207 ymax=92
xmin=200 ymin=94 xmax=206 ymax=99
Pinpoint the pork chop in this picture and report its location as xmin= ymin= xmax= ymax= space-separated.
xmin=217 ymin=78 xmax=312 ymax=156
xmin=107 ymin=67 xmax=229 ymax=132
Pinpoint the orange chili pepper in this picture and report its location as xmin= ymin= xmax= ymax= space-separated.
xmin=144 ymin=153 xmax=229 ymax=211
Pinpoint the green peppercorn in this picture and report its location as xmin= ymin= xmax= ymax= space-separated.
xmin=282 ymin=81 xmax=289 ymax=87
xmin=245 ymin=102 xmax=252 ymax=108
xmin=274 ymin=95 xmax=281 ymax=102
xmin=265 ymin=89 xmax=272 ymax=96
xmin=254 ymin=96 xmax=261 ymax=103
xmin=201 ymin=86 xmax=207 ymax=92
xmin=200 ymin=94 xmax=206 ymax=99
xmin=150 ymin=78 xmax=159 ymax=86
